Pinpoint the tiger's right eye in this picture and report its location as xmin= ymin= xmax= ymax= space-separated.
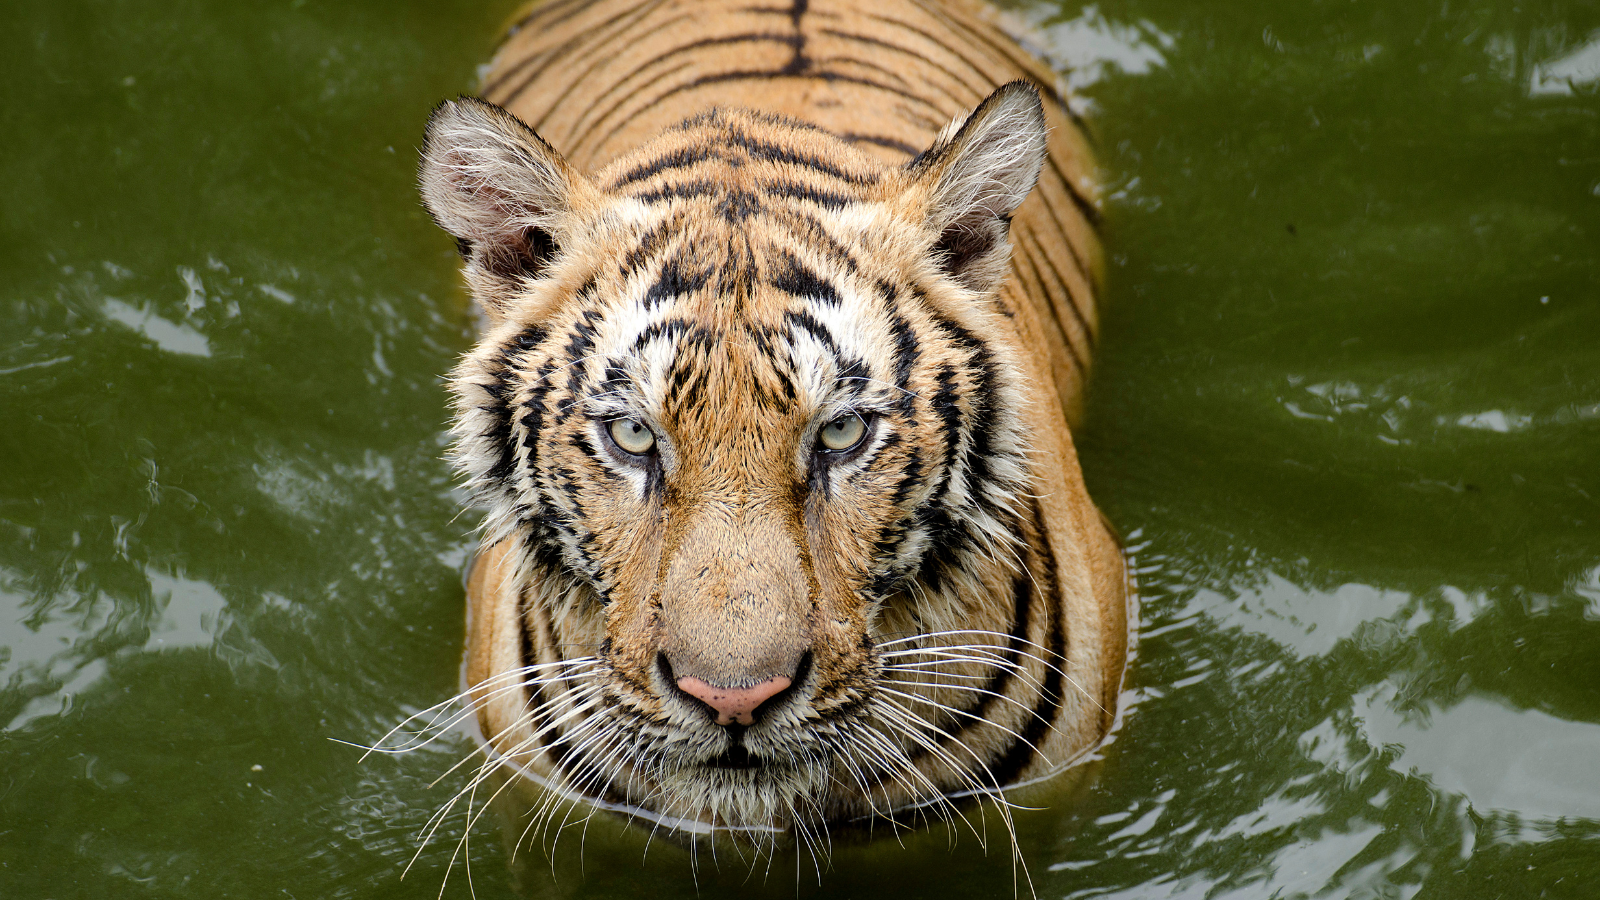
xmin=818 ymin=412 xmax=868 ymax=452
xmin=608 ymin=418 xmax=656 ymax=456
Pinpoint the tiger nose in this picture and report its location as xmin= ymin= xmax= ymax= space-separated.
xmin=675 ymin=674 xmax=793 ymax=726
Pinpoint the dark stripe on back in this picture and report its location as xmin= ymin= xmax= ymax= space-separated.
xmin=564 ymin=32 xmax=803 ymax=141
xmin=820 ymin=27 xmax=986 ymax=101
xmin=904 ymin=0 xmax=1096 ymax=140
xmin=597 ymin=68 xmax=945 ymax=151
xmin=492 ymin=2 xmax=672 ymax=110
xmin=1011 ymin=232 xmax=1087 ymax=377
xmin=1047 ymin=155 xmax=1103 ymax=228
xmin=1018 ymin=225 xmax=1095 ymax=353
xmin=837 ymin=132 xmax=921 ymax=157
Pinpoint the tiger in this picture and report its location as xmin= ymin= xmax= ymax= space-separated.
xmin=416 ymin=0 xmax=1129 ymax=856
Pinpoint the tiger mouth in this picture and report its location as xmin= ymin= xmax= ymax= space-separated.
xmin=703 ymin=725 xmax=761 ymax=769
xmin=704 ymin=744 xmax=759 ymax=769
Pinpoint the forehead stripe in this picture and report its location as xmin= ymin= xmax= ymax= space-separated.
xmin=759 ymin=180 xmax=851 ymax=210
xmin=618 ymin=214 xmax=679 ymax=277
xmin=609 ymin=144 xmax=722 ymax=189
xmin=782 ymin=308 xmax=840 ymax=356
xmin=721 ymin=128 xmax=878 ymax=184
xmin=771 ymin=251 xmax=840 ymax=306
xmin=642 ymin=257 xmax=709 ymax=310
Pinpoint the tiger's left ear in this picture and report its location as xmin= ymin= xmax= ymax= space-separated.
xmin=905 ymin=82 xmax=1047 ymax=295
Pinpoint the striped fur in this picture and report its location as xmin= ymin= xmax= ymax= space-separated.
xmin=420 ymin=0 xmax=1128 ymax=852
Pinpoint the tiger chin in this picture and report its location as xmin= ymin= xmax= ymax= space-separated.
xmin=416 ymin=0 xmax=1129 ymax=858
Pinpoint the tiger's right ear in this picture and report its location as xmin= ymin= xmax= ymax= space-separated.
xmin=419 ymin=97 xmax=600 ymax=319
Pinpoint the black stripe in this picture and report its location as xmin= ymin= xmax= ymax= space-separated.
xmin=1012 ymin=231 xmax=1088 ymax=378
xmin=526 ymin=11 xmax=696 ymax=127
xmin=486 ymin=325 xmax=550 ymax=485
xmin=619 ymin=215 xmax=680 ymax=279
xmin=783 ymin=308 xmax=840 ymax=355
xmin=819 ymin=28 xmax=985 ymax=101
xmin=762 ymin=179 xmax=852 ymax=210
xmin=487 ymin=0 xmax=589 ymax=75
xmin=900 ymin=2 xmax=1096 ymax=142
xmin=1047 ymin=155 xmax=1104 ymax=228
xmin=563 ymin=60 xmax=698 ymax=147
xmin=860 ymin=12 xmax=1002 ymax=99
xmin=642 ymin=256 xmax=710 ymax=309
xmin=565 ymin=32 xmax=803 ymax=142
xmin=629 ymin=317 xmax=693 ymax=352
xmin=771 ymin=251 xmax=841 ymax=305
xmin=493 ymin=2 xmax=673 ymax=110
xmin=635 ymin=179 xmax=720 ymax=204
xmin=497 ymin=0 xmax=594 ymax=57
xmin=808 ymin=51 xmax=920 ymax=93
xmin=837 ymin=132 xmax=921 ymax=157
xmin=766 ymin=206 xmax=861 ymax=274
xmin=886 ymin=311 xmax=919 ymax=416
xmin=722 ymin=127 xmax=877 ymax=184
xmin=610 ymin=145 xmax=723 ymax=189
xmin=1029 ymin=166 xmax=1102 ymax=284
xmin=873 ymin=572 xmax=1033 ymax=773
xmin=986 ymin=507 xmax=1068 ymax=786
xmin=517 ymin=358 xmax=557 ymax=476
xmin=1019 ymin=224 xmax=1095 ymax=352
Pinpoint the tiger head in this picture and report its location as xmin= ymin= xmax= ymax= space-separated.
xmin=420 ymin=84 xmax=1053 ymax=834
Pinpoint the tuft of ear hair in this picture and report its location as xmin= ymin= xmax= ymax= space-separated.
xmin=908 ymin=81 xmax=1048 ymax=295
xmin=418 ymin=97 xmax=598 ymax=318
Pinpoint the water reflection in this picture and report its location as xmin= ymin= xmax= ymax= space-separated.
xmin=1530 ymin=29 xmax=1600 ymax=95
xmin=1004 ymin=2 xmax=1177 ymax=97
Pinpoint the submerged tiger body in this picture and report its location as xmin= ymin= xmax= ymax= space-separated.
xmin=420 ymin=0 xmax=1128 ymax=849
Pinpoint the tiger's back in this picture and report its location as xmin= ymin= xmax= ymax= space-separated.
xmin=427 ymin=0 xmax=1129 ymax=851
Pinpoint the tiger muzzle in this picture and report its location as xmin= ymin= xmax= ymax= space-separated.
xmin=655 ymin=497 xmax=813 ymax=728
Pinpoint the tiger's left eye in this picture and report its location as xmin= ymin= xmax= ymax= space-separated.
xmin=818 ymin=413 xmax=868 ymax=452
xmin=608 ymin=417 xmax=656 ymax=455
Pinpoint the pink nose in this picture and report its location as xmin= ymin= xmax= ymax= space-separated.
xmin=676 ymin=675 xmax=793 ymax=726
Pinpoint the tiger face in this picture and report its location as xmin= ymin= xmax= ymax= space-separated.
xmin=421 ymin=85 xmax=1070 ymax=835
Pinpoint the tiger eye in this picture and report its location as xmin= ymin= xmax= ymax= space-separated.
xmin=609 ymin=417 xmax=656 ymax=455
xmin=818 ymin=413 xmax=867 ymax=452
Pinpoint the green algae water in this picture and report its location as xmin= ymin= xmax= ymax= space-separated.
xmin=3 ymin=0 xmax=1598 ymax=896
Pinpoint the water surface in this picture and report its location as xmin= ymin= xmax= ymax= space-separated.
xmin=2 ymin=0 xmax=1597 ymax=897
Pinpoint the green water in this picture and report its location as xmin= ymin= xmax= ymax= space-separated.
xmin=2 ymin=0 xmax=1597 ymax=896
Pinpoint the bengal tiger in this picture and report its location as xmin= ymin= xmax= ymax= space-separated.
xmin=413 ymin=0 xmax=1129 ymax=860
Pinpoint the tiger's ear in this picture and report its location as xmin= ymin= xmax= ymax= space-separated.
xmin=419 ymin=96 xmax=600 ymax=319
xmin=905 ymin=82 xmax=1047 ymax=295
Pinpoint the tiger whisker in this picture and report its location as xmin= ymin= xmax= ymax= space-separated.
xmin=872 ymin=698 xmax=1032 ymax=889
xmin=879 ymin=631 xmax=1109 ymax=715
xmin=428 ymin=682 xmax=604 ymax=789
xmin=875 ymin=685 xmax=1053 ymax=761
xmin=850 ymin=718 xmax=985 ymax=846
xmin=351 ymin=659 xmax=600 ymax=759
xmin=880 ymin=659 xmax=1055 ymax=704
